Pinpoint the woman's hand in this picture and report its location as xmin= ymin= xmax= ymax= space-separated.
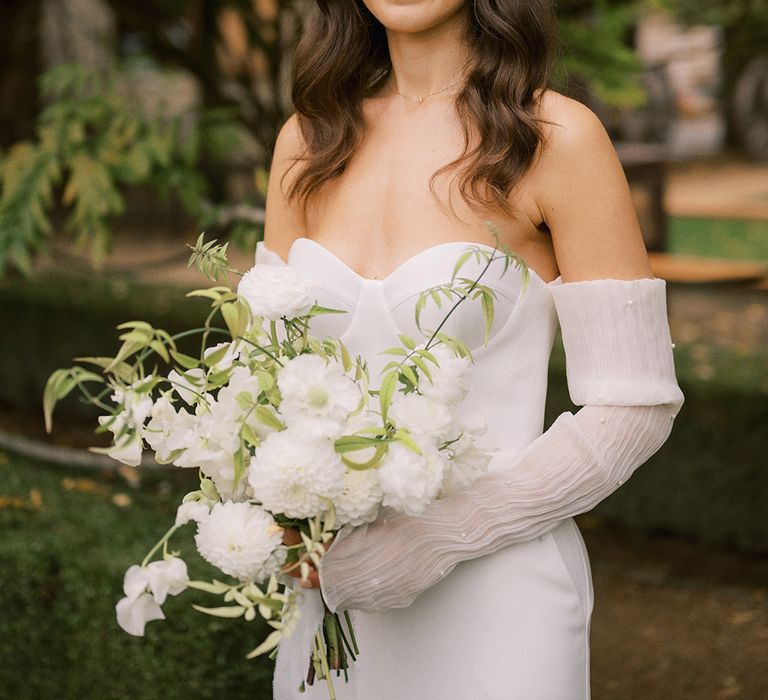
xmin=281 ymin=526 xmax=333 ymax=589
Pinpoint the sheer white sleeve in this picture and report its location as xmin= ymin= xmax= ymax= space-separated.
xmin=318 ymin=276 xmax=685 ymax=613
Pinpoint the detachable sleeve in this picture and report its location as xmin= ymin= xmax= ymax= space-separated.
xmin=318 ymin=276 xmax=685 ymax=613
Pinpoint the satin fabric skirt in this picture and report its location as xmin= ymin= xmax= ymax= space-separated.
xmin=273 ymin=516 xmax=593 ymax=700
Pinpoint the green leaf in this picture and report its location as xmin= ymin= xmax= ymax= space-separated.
xmin=169 ymin=350 xmax=200 ymax=370
xmin=253 ymin=405 xmax=284 ymax=432
xmin=481 ymin=288 xmax=495 ymax=344
xmin=378 ymin=371 xmax=398 ymax=422
xmin=246 ymin=630 xmax=282 ymax=658
xmin=191 ymin=604 xmax=246 ymax=619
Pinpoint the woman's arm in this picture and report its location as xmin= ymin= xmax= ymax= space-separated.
xmin=315 ymin=96 xmax=686 ymax=612
xmin=260 ymin=113 xmax=307 ymax=263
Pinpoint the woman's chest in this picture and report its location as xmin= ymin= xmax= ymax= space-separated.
xmin=303 ymin=102 xmax=555 ymax=281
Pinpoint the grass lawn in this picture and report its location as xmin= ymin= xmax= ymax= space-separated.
xmin=668 ymin=217 xmax=768 ymax=260
xmin=0 ymin=454 xmax=275 ymax=700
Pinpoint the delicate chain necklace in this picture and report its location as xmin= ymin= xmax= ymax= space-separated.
xmin=391 ymin=61 xmax=471 ymax=104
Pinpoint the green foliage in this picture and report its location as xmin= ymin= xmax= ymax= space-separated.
xmin=556 ymin=0 xmax=647 ymax=107
xmin=0 ymin=64 xmax=243 ymax=276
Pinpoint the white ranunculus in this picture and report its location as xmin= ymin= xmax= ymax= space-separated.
xmin=277 ymin=354 xmax=360 ymax=433
xmin=194 ymin=501 xmax=285 ymax=582
xmin=417 ymin=343 xmax=472 ymax=406
xmin=237 ymin=263 xmax=315 ymax=321
xmin=146 ymin=556 xmax=189 ymax=605
xmin=175 ymin=499 xmax=211 ymax=527
xmin=334 ymin=468 xmax=382 ymax=527
xmin=116 ymin=592 xmax=165 ymax=636
xmin=168 ymin=368 xmax=207 ymax=406
xmin=248 ymin=428 xmax=345 ymax=519
xmin=388 ymin=392 xmax=453 ymax=443
xmin=377 ymin=439 xmax=446 ymax=516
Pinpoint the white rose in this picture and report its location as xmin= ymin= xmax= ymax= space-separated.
xmin=237 ymin=264 xmax=315 ymax=321
xmin=248 ymin=428 xmax=345 ymax=519
xmin=194 ymin=501 xmax=285 ymax=582
xmin=377 ymin=439 xmax=446 ymax=516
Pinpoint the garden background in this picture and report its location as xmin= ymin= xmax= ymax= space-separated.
xmin=0 ymin=1 xmax=767 ymax=698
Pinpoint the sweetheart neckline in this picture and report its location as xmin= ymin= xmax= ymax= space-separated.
xmin=286 ymin=236 xmax=562 ymax=287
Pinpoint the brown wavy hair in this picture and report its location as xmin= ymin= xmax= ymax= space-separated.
xmin=284 ymin=0 xmax=559 ymax=219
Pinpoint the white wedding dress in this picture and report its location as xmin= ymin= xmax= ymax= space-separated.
xmin=257 ymin=237 xmax=684 ymax=700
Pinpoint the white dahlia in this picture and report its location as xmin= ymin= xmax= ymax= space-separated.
xmin=194 ymin=501 xmax=285 ymax=582
xmin=248 ymin=428 xmax=344 ymax=519
xmin=377 ymin=439 xmax=446 ymax=516
xmin=388 ymin=391 xmax=453 ymax=443
xmin=237 ymin=263 xmax=315 ymax=321
xmin=334 ymin=468 xmax=383 ymax=527
xmin=277 ymin=354 xmax=360 ymax=434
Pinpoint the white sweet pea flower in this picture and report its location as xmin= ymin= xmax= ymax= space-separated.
xmin=440 ymin=434 xmax=492 ymax=497
xmin=143 ymin=397 xmax=197 ymax=463
xmin=122 ymin=564 xmax=150 ymax=600
xmin=248 ymin=428 xmax=344 ymax=519
xmin=97 ymin=414 xmax=144 ymax=466
xmin=175 ymin=499 xmax=211 ymax=527
xmin=116 ymin=592 xmax=165 ymax=636
xmin=110 ymin=377 xmax=154 ymax=427
xmin=388 ymin=392 xmax=453 ymax=443
xmin=146 ymin=557 xmax=189 ymax=605
xmin=377 ymin=438 xmax=446 ymax=516
xmin=417 ymin=343 xmax=472 ymax=406
xmin=237 ymin=264 xmax=315 ymax=321
xmin=168 ymin=368 xmax=207 ymax=406
xmin=203 ymin=341 xmax=241 ymax=371
xmin=277 ymin=354 xmax=361 ymax=434
xmin=194 ymin=501 xmax=285 ymax=582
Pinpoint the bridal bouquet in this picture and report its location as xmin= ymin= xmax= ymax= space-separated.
xmin=44 ymin=222 xmax=527 ymax=699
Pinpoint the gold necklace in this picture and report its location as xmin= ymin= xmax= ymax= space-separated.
xmin=391 ymin=61 xmax=471 ymax=104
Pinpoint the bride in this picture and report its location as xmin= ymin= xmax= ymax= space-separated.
xmin=258 ymin=1 xmax=685 ymax=698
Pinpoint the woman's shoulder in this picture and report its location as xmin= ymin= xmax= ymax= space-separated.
xmin=534 ymin=89 xmax=614 ymax=161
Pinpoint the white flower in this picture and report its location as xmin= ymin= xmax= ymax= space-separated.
xmin=146 ymin=557 xmax=189 ymax=605
xmin=116 ymin=592 xmax=164 ymax=636
xmin=237 ymin=263 xmax=315 ymax=321
xmin=110 ymin=377 xmax=154 ymax=427
xmin=277 ymin=354 xmax=360 ymax=434
xmin=203 ymin=341 xmax=240 ymax=371
xmin=143 ymin=396 xmax=197 ymax=463
xmin=377 ymin=439 xmax=446 ymax=516
xmin=194 ymin=501 xmax=285 ymax=582
xmin=334 ymin=468 xmax=382 ymax=527
xmin=388 ymin=392 xmax=453 ymax=443
xmin=168 ymin=368 xmax=207 ymax=406
xmin=418 ymin=343 xmax=472 ymax=406
xmin=98 ymin=414 xmax=143 ymax=466
xmin=248 ymin=428 xmax=344 ymax=519
xmin=115 ymin=557 xmax=188 ymax=636
xmin=175 ymin=499 xmax=211 ymax=527
xmin=440 ymin=434 xmax=492 ymax=496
